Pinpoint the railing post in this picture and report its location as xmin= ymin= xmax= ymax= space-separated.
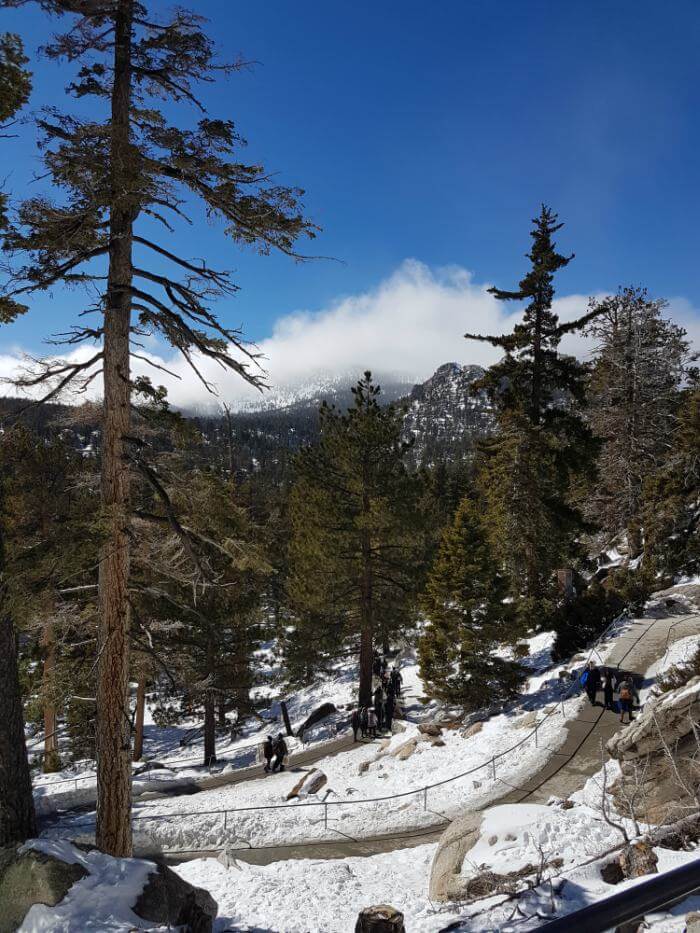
xmin=223 ymin=811 xmax=227 ymax=831
xmin=423 ymin=787 xmax=428 ymax=811
xmin=323 ymin=803 xmax=328 ymax=830
xmin=535 ymin=723 xmax=538 ymax=747
xmin=491 ymin=757 xmax=496 ymax=780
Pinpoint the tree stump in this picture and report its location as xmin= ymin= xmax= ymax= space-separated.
xmin=355 ymin=904 xmax=405 ymax=932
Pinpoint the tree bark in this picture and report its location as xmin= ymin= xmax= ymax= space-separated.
xmin=358 ymin=456 xmax=374 ymax=708
xmin=203 ymin=693 xmax=216 ymax=766
xmin=132 ymin=676 xmax=146 ymax=762
xmin=96 ymin=0 xmax=135 ymax=858
xmin=0 ymin=580 xmax=37 ymax=845
xmin=42 ymin=621 xmax=59 ymax=772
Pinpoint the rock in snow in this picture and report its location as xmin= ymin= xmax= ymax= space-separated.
xmin=0 ymin=844 xmax=87 ymax=932
xmin=287 ymin=768 xmax=328 ymax=799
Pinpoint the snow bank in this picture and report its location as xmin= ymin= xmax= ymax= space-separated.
xmin=176 ymin=845 xmax=462 ymax=933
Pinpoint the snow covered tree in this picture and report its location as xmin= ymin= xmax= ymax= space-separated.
xmin=287 ymin=373 xmax=423 ymax=706
xmin=466 ymin=207 xmax=599 ymax=623
xmin=418 ymin=496 xmax=522 ymax=709
xmin=585 ymin=287 xmax=693 ymax=557
xmin=2 ymin=0 xmax=314 ymax=856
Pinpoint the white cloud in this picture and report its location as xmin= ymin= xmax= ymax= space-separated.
xmin=1 ymin=260 xmax=698 ymax=410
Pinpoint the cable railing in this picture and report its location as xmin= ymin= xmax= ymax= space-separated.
xmin=57 ymin=609 xmax=642 ymax=851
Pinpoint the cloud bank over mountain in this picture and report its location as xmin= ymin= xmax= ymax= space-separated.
xmin=1 ymin=259 xmax=698 ymax=411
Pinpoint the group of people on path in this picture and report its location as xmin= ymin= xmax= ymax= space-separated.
xmin=580 ymin=661 xmax=638 ymax=724
xmin=351 ymin=655 xmax=404 ymax=741
xmin=262 ymin=733 xmax=289 ymax=773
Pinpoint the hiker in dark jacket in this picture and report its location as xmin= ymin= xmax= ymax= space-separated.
xmin=351 ymin=708 xmax=361 ymax=742
xmin=373 ymin=686 xmax=384 ymax=729
xmin=384 ymin=694 xmax=394 ymax=731
xmin=582 ymin=662 xmax=601 ymax=706
xmin=263 ymin=736 xmax=274 ymax=772
xmin=360 ymin=706 xmax=368 ymax=738
xmin=272 ymin=734 xmax=288 ymax=772
xmin=602 ymin=670 xmax=615 ymax=711
xmin=390 ymin=667 xmax=402 ymax=697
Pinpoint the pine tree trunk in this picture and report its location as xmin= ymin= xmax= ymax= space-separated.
xmin=132 ymin=677 xmax=146 ymax=762
xmin=217 ymin=699 xmax=227 ymax=729
xmin=42 ymin=625 xmax=58 ymax=772
xmin=0 ymin=583 xmax=37 ymax=845
xmin=358 ymin=460 xmax=374 ymax=707
xmin=96 ymin=0 xmax=135 ymax=858
xmin=203 ymin=693 xmax=216 ymax=766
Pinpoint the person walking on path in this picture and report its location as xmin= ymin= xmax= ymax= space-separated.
xmin=602 ymin=670 xmax=615 ymax=711
xmin=384 ymin=694 xmax=394 ymax=732
xmin=618 ymin=678 xmax=635 ymax=724
xmin=390 ymin=667 xmax=402 ymax=697
xmin=262 ymin=736 xmax=274 ymax=773
xmin=373 ymin=685 xmax=384 ymax=729
xmin=272 ymin=734 xmax=288 ymax=772
xmin=351 ymin=708 xmax=361 ymax=742
xmin=367 ymin=707 xmax=378 ymax=738
xmin=581 ymin=661 xmax=601 ymax=706
xmin=360 ymin=707 xmax=368 ymax=738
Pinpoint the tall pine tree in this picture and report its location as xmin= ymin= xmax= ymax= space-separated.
xmin=0 ymin=30 xmax=34 ymax=847
xmin=467 ymin=207 xmax=599 ymax=623
xmin=585 ymin=286 xmax=692 ymax=557
xmin=418 ymin=495 xmax=521 ymax=709
xmin=2 ymin=0 xmax=314 ymax=856
xmin=288 ymin=373 xmax=422 ymax=706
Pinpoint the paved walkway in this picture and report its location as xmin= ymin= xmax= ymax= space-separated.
xmin=156 ymin=606 xmax=700 ymax=866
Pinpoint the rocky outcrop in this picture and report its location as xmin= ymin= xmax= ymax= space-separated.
xmin=418 ymin=722 xmax=442 ymax=737
xmin=607 ymin=676 xmax=700 ymax=823
xmin=295 ymin=702 xmax=337 ymax=738
xmin=133 ymin=862 xmax=217 ymax=933
xmin=287 ymin=769 xmax=328 ymax=800
xmin=0 ymin=845 xmax=88 ymax=932
xmin=600 ymin=842 xmax=658 ymax=884
xmin=428 ymin=812 xmax=483 ymax=901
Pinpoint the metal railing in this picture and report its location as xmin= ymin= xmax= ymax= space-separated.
xmin=60 ymin=610 xmax=640 ymax=848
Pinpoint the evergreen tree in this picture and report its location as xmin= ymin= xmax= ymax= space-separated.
xmin=418 ymin=496 xmax=521 ymax=709
xmin=2 ymin=0 xmax=313 ymax=856
xmin=585 ymin=286 xmax=693 ymax=556
xmin=467 ymin=207 xmax=599 ymax=622
xmin=287 ymin=373 xmax=422 ymax=706
xmin=644 ymin=384 xmax=700 ymax=576
xmin=0 ymin=31 xmax=33 ymax=847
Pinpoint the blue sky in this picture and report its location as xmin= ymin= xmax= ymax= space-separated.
xmin=1 ymin=0 xmax=699 ymax=403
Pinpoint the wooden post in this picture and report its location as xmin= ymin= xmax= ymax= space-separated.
xmin=557 ymin=568 xmax=574 ymax=601
xmin=280 ymin=701 xmax=294 ymax=737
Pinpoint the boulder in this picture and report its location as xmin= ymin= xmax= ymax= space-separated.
xmin=687 ymin=912 xmax=700 ymax=933
xmin=392 ymin=737 xmax=419 ymax=761
xmin=295 ymin=702 xmax=337 ymax=738
xmin=0 ymin=845 xmax=88 ymax=933
xmin=607 ymin=676 xmax=700 ymax=823
xmin=599 ymin=842 xmax=657 ymax=885
xmin=287 ymin=769 xmax=328 ymax=800
xmin=358 ymin=760 xmax=371 ymax=775
xmin=461 ymin=721 xmax=483 ymax=739
xmin=418 ymin=722 xmax=442 ymax=737
xmin=355 ymin=904 xmax=405 ymax=932
xmin=428 ymin=812 xmax=483 ymax=901
xmin=133 ymin=862 xmax=217 ymax=933
xmin=430 ymin=737 xmax=446 ymax=748
xmin=391 ymin=720 xmax=407 ymax=734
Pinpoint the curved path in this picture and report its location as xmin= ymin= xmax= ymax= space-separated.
xmin=150 ymin=604 xmax=699 ymax=867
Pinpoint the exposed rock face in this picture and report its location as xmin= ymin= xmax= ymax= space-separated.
xmin=295 ymin=702 xmax=337 ymax=738
xmin=287 ymin=769 xmax=328 ymax=800
xmin=0 ymin=845 xmax=88 ymax=933
xmin=428 ymin=812 xmax=483 ymax=901
xmin=355 ymin=904 xmax=405 ymax=932
xmin=607 ymin=676 xmax=700 ymax=823
xmin=418 ymin=722 xmax=442 ymax=737
xmin=133 ymin=862 xmax=217 ymax=933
